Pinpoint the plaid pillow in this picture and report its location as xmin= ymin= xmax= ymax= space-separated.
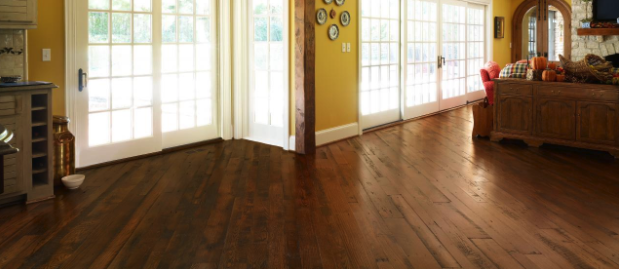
xmin=499 ymin=62 xmax=528 ymax=79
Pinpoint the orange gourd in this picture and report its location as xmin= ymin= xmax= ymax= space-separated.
xmin=542 ymin=70 xmax=557 ymax=82
xmin=547 ymin=62 xmax=557 ymax=70
xmin=556 ymin=74 xmax=565 ymax=82
xmin=531 ymin=57 xmax=548 ymax=70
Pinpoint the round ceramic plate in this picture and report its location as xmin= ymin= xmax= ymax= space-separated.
xmin=335 ymin=0 xmax=345 ymax=6
xmin=324 ymin=0 xmax=333 ymax=4
xmin=328 ymin=24 xmax=340 ymax=40
xmin=316 ymin=8 xmax=327 ymax=25
xmin=340 ymin=11 xmax=350 ymax=27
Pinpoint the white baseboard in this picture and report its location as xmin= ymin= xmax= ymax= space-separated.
xmin=288 ymin=122 xmax=360 ymax=151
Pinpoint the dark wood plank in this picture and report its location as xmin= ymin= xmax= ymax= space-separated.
xmin=0 ymin=106 xmax=618 ymax=269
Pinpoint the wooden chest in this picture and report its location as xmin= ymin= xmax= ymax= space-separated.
xmin=491 ymin=79 xmax=619 ymax=158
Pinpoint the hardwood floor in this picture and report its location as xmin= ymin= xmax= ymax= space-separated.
xmin=2 ymin=106 xmax=619 ymax=269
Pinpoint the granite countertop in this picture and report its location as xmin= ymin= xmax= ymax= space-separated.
xmin=0 ymin=81 xmax=58 ymax=91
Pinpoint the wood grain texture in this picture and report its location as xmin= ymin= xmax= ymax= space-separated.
xmin=1 ymin=106 xmax=619 ymax=268
xmin=294 ymin=0 xmax=316 ymax=155
xmin=493 ymin=79 xmax=619 ymax=157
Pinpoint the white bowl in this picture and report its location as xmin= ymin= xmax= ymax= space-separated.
xmin=62 ymin=174 xmax=85 ymax=190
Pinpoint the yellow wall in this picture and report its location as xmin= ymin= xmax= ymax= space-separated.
xmin=27 ymin=0 xmax=65 ymax=116
xmin=314 ymin=1 xmax=358 ymax=132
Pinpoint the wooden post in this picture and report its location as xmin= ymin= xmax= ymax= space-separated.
xmin=294 ymin=0 xmax=316 ymax=154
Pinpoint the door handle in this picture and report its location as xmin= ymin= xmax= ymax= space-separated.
xmin=438 ymin=56 xmax=442 ymax=68
xmin=79 ymin=68 xmax=88 ymax=92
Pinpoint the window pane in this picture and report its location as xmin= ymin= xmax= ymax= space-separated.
xmin=179 ymin=16 xmax=194 ymax=42
xmin=134 ymin=107 xmax=153 ymax=138
xmin=254 ymin=18 xmax=267 ymax=41
xmin=196 ymin=44 xmax=211 ymax=70
xmin=134 ymin=45 xmax=152 ymax=75
xmin=112 ymin=45 xmax=132 ymax=76
xmin=112 ymin=0 xmax=131 ymax=11
xmin=162 ymin=45 xmax=178 ymax=73
xmin=179 ymin=44 xmax=195 ymax=72
xmin=89 ymin=46 xmax=110 ymax=77
xmin=270 ymin=0 xmax=282 ymax=15
xmin=163 ymin=0 xmax=176 ymax=13
xmin=112 ymin=13 xmax=131 ymax=43
xmin=254 ymin=0 xmax=267 ymax=15
xmin=134 ymin=14 xmax=152 ymax=43
xmin=270 ymin=44 xmax=283 ymax=71
xmin=179 ymin=73 xmax=195 ymax=101
xmin=196 ymin=99 xmax=212 ymax=126
xmin=134 ymin=0 xmax=151 ymax=12
xmin=134 ymin=77 xmax=153 ymax=107
xmin=89 ymin=0 xmax=109 ymax=10
xmin=112 ymin=109 xmax=132 ymax=142
xmin=89 ymin=79 xmax=110 ymax=112
xmin=162 ymin=103 xmax=178 ymax=132
xmin=196 ymin=72 xmax=211 ymax=99
xmin=112 ymin=78 xmax=132 ymax=109
xmin=162 ymin=15 xmax=177 ymax=43
xmin=196 ymin=0 xmax=210 ymax=15
xmin=196 ymin=17 xmax=211 ymax=43
xmin=179 ymin=0 xmax=193 ymax=14
xmin=162 ymin=74 xmax=179 ymax=103
xmin=254 ymin=43 xmax=268 ymax=70
xmin=270 ymin=17 xmax=283 ymax=41
xmin=89 ymin=12 xmax=109 ymax=43
xmin=179 ymin=100 xmax=195 ymax=129
xmin=89 ymin=112 xmax=110 ymax=146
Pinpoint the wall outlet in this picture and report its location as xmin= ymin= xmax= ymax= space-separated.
xmin=342 ymin=43 xmax=346 ymax=53
xmin=347 ymin=43 xmax=351 ymax=53
xmin=42 ymin=49 xmax=51 ymax=62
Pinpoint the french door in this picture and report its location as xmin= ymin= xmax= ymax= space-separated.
xmin=361 ymin=0 xmax=487 ymax=128
xmin=75 ymin=0 xmax=218 ymax=167
xmin=246 ymin=0 xmax=288 ymax=147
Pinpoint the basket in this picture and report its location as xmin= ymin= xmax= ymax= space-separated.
xmin=559 ymin=54 xmax=614 ymax=83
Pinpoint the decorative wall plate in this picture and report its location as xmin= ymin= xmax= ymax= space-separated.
xmin=328 ymin=24 xmax=340 ymax=40
xmin=316 ymin=8 xmax=327 ymax=25
xmin=335 ymin=0 xmax=345 ymax=6
xmin=330 ymin=9 xmax=336 ymax=19
xmin=340 ymin=11 xmax=350 ymax=27
xmin=324 ymin=0 xmax=333 ymax=3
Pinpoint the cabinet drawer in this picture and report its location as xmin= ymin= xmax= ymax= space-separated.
xmin=538 ymin=87 xmax=619 ymax=102
xmin=499 ymin=84 xmax=533 ymax=96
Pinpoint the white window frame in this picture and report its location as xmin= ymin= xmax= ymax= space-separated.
xmin=356 ymin=0 xmax=493 ymax=135
xmin=232 ymin=0 xmax=290 ymax=150
xmin=65 ymin=0 xmax=233 ymax=161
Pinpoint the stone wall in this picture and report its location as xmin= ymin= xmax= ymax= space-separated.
xmin=571 ymin=0 xmax=619 ymax=61
xmin=0 ymin=29 xmax=26 ymax=78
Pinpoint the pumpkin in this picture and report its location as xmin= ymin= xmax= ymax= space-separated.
xmin=542 ymin=70 xmax=557 ymax=82
xmin=556 ymin=74 xmax=566 ymax=82
xmin=531 ymin=57 xmax=548 ymax=70
xmin=547 ymin=62 xmax=557 ymax=70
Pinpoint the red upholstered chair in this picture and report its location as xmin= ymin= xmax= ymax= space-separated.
xmin=480 ymin=61 xmax=501 ymax=104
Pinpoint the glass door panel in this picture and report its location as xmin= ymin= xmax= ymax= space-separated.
xmin=521 ymin=6 xmax=539 ymax=60
xmin=160 ymin=0 xmax=218 ymax=148
xmin=248 ymin=0 xmax=287 ymax=147
xmin=76 ymin=0 xmax=218 ymax=167
xmin=466 ymin=4 xmax=486 ymax=101
xmin=77 ymin=0 xmax=161 ymax=167
xmin=439 ymin=1 xmax=467 ymax=110
xmin=403 ymin=0 xmax=440 ymax=120
xmin=360 ymin=0 xmax=401 ymax=129
xmin=547 ymin=5 xmax=564 ymax=62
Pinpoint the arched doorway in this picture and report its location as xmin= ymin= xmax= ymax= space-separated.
xmin=512 ymin=0 xmax=571 ymax=62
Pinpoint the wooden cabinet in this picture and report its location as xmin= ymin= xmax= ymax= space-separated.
xmin=492 ymin=79 xmax=619 ymax=158
xmin=0 ymin=84 xmax=55 ymax=206
xmin=497 ymin=95 xmax=533 ymax=135
xmin=535 ymin=98 xmax=576 ymax=140
xmin=0 ymin=0 xmax=37 ymax=29
xmin=576 ymin=102 xmax=619 ymax=145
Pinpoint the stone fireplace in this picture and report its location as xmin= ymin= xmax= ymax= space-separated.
xmin=571 ymin=0 xmax=619 ymax=63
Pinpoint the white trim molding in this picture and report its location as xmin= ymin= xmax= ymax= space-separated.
xmin=288 ymin=122 xmax=360 ymax=151
xmin=219 ymin=0 xmax=233 ymax=140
